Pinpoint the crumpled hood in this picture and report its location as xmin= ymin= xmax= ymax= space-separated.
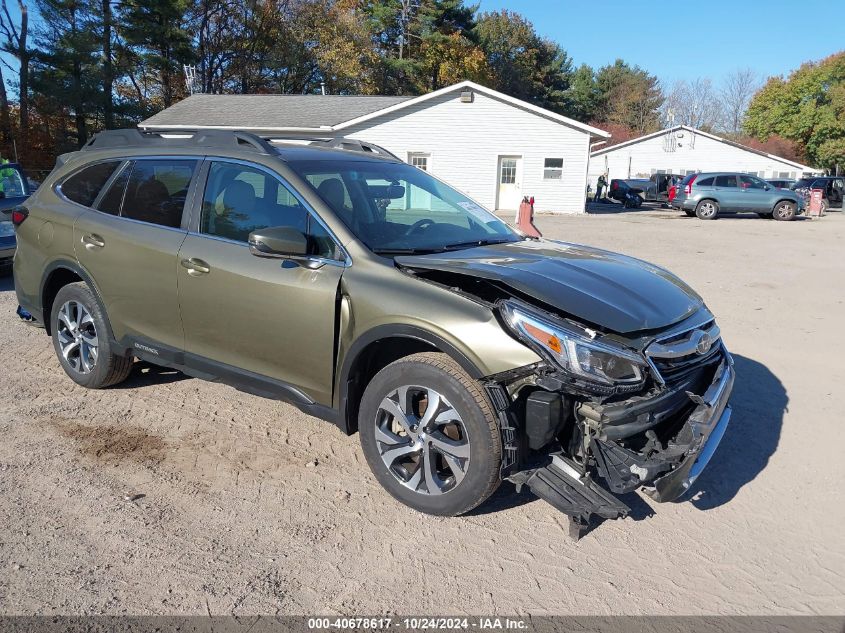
xmin=396 ymin=239 xmax=703 ymax=334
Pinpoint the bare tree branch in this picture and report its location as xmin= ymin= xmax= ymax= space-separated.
xmin=721 ymin=68 xmax=760 ymax=134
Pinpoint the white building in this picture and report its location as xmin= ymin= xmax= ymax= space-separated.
xmin=588 ymin=125 xmax=819 ymax=187
xmin=140 ymin=80 xmax=610 ymax=213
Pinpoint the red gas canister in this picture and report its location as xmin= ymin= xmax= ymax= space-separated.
xmin=516 ymin=196 xmax=542 ymax=238
xmin=808 ymin=188 xmax=825 ymax=217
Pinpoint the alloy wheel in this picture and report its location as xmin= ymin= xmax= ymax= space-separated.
xmin=775 ymin=202 xmax=794 ymax=220
xmin=699 ymin=202 xmax=716 ymax=218
xmin=56 ymin=300 xmax=99 ymax=374
xmin=374 ymin=385 xmax=470 ymax=495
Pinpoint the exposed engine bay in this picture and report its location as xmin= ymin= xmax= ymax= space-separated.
xmin=400 ymin=264 xmax=735 ymax=539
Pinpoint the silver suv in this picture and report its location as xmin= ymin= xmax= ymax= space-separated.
xmin=674 ymin=172 xmax=805 ymax=220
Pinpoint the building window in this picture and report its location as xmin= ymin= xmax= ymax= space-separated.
xmin=543 ymin=158 xmax=563 ymax=180
xmin=500 ymin=158 xmax=517 ymax=184
xmin=408 ymin=153 xmax=429 ymax=171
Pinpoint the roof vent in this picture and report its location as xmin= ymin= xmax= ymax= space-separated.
xmin=460 ymin=89 xmax=473 ymax=103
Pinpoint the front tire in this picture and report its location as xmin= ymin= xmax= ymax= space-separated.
xmin=358 ymin=352 xmax=502 ymax=516
xmin=695 ymin=199 xmax=719 ymax=220
xmin=773 ymin=200 xmax=796 ymax=221
xmin=50 ymin=282 xmax=133 ymax=388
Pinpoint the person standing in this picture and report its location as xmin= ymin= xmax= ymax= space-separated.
xmin=594 ymin=173 xmax=607 ymax=202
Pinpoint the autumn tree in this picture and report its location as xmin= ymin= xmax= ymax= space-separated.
xmin=745 ymin=52 xmax=845 ymax=169
xmin=595 ymin=59 xmax=662 ymax=134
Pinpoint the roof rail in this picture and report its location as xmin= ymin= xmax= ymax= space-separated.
xmin=264 ymin=135 xmax=399 ymax=160
xmin=82 ymin=129 xmax=276 ymax=155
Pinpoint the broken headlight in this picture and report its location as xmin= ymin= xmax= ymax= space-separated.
xmin=501 ymin=301 xmax=646 ymax=390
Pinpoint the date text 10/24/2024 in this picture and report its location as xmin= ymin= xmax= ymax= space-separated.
xmin=307 ymin=618 xmax=528 ymax=630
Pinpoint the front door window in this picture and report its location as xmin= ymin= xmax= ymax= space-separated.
xmin=201 ymin=161 xmax=340 ymax=260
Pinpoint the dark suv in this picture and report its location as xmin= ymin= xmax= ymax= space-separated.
xmin=793 ymin=176 xmax=844 ymax=212
xmin=13 ymin=129 xmax=734 ymax=536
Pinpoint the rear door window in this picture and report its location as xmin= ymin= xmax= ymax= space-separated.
xmin=714 ymin=175 xmax=738 ymax=188
xmin=60 ymin=161 xmax=121 ymax=207
xmin=121 ymin=159 xmax=198 ymax=228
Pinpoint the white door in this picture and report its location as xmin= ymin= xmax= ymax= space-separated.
xmin=497 ymin=155 xmax=522 ymax=210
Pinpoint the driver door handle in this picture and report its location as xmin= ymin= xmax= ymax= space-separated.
xmin=81 ymin=233 xmax=105 ymax=250
xmin=181 ymin=257 xmax=211 ymax=276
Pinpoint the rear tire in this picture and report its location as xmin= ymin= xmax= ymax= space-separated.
xmin=50 ymin=282 xmax=133 ymax=389
xmin=358 ymin=352 xmax=502 ymax=516
xmin=773 ymin=200 xmax=796 ymax=221
xmin=695 ymin=199 xmax=719 ymax=220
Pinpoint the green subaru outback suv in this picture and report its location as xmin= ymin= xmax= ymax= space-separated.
xmin=13 ymin=130 xmax=734 ymax=535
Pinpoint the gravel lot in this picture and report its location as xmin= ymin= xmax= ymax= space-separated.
xmin=1 ymin=207 xmax=843 ymax=616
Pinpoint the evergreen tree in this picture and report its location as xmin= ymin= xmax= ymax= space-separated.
xmin=474 ymin=9 xmax=573 ymax=113
xmin=119 ymin=0 xmax=194 ymax=110
xmin=30 ymin=0 xmax=101 ymax=147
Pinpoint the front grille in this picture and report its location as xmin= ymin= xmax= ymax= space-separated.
xmin=646 ymin=320 xmax=723 ymax=384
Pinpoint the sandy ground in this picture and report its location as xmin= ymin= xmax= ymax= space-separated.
xmin=1 ymin=206 xmax=844 ymax=616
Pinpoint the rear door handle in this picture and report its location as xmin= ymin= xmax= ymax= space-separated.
xmin=180 ymin=257 xmax=210 ymax=276
xmin=82 ymin=233 xmax=105 ymax=249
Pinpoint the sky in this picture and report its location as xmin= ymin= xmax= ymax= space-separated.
xmin=477 ymin=0 xmax=845 ymax=85
xmin=1 ymin=0 xmax=843 ymax=93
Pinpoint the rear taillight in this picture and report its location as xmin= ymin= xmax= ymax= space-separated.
xmin=684 ymin=175 xmax=698 ymax=195
xmin=11 ymin=206 xmax=28 ymax=227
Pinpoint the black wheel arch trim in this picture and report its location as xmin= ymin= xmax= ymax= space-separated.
xmin=336 ymin=324 xmax=486 ymax=435
xmin=39 ymin=259 xmax=117 ymax=344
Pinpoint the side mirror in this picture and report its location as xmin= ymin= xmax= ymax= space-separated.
xmin=248 ymin=226 xmax=308 ymax=259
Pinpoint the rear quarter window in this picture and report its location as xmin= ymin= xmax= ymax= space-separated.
xmin=59 ymin=161 xmax=121 ymax=207
xmin=696 ymin=177 xmax=714 ymax=187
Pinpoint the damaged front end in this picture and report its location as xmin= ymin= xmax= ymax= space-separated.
xmin=486 ymin=300 xmax=735 ymax=538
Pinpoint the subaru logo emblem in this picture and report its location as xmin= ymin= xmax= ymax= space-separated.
xmin=692 ymin=331 xmax=712 ymax=355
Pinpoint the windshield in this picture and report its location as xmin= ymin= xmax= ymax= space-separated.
xmin=793 ymin=178 xmax=815 ymax=189
xmin=288 ymin=158 xmax=520 ymax=254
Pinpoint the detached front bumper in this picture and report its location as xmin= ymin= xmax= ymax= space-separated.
xmin=510 ymin=350 xmax=735 ymax=531
xmin=645 ymin=355 xmax=734 ymax=501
